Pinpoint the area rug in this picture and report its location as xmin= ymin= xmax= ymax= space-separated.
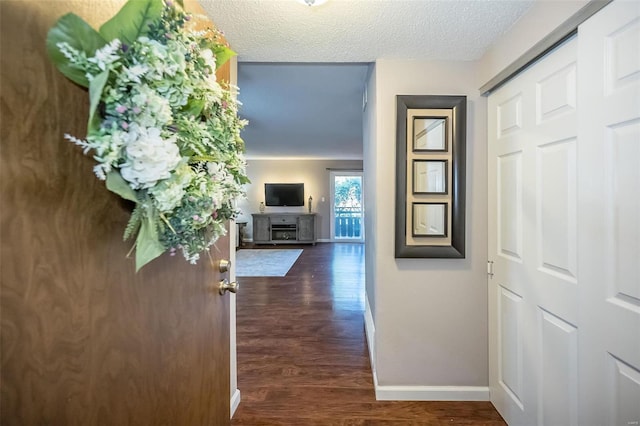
xmin=235 ymin=249 xmax=303 ymax=277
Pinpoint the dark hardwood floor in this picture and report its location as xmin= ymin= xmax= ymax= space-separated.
xmin=232 ymin=243 xmax=505 ymax=425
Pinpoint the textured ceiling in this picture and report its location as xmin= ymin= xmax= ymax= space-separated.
xmin=201 ymin=0 xmax=533 ymax=62
xmin=200 ymin=0 xmax=534 ymax=159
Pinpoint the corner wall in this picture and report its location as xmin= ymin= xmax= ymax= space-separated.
xmin=366 ymin=59 xmax=489 ymax=398
xmin=238 ymin=159 xmax=363 ymax=240
xmin=363 ymin=64 xmax=378 ymax=375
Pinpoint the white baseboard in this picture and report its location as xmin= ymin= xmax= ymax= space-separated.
xmin=374 ymin=385 xmax=490 ymax=401
xmin=243 ymin=238 xmax=365 ymax=244
xmin=364 ymin=295 xmax=376 ymax=375
xmin=243 ymin=238 xmax=334 ymax=243
xmin=230 ymin=388 xmax=241 ymax=418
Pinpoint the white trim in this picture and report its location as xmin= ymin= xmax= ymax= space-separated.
xmin=479 ymin=0 xmax=611 ymax=95
xmin=364 ymin=295 xmax=376 ymax=376
xmin=374 ymin=385 xmax=490 ymax=401
xmin=229 ymin=62 xmax=241 ymax=421
xmin=230 ymin=388 xmax=241 ymax=418
xmin=244 ymin=238 xmax=335 ymax=243
xmin=244 ymin=238 xmax=336 ymax=244
xmin=229 ymin=221 xmax=239 ymax=417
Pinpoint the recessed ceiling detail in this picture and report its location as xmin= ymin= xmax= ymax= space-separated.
xmin=238 ymin=63 xmax=368 ymax=160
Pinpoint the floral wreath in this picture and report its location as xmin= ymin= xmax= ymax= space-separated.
xmin=46 ymin=0 xmax=249 ymax=271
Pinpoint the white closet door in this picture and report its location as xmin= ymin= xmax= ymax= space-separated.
xmin=488 ymin=38 xmax=579 ymax=426
xmin=578 ymin=2 xmax=640 ymax=425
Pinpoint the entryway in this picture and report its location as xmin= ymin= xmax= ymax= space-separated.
xmin=231 ymin=243 xmax=504 ymax=424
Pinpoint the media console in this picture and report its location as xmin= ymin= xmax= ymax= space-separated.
xmin=252 ymin=213 xmax=316 ymax=245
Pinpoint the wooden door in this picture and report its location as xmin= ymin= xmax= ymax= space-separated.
xmin=488 ymin=38 xmax=579 ymax=425
xmin=1 ymin=1 xmax=231 ymax=424
xmin=577 ymin=2 xmax=640 ymax=424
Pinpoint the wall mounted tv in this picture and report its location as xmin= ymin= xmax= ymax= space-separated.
xmin=265 ymin=183 xmax=305 ymax=206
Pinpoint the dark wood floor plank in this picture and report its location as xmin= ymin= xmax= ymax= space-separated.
xmin=233 ymin=243 xmax=505 ymax=425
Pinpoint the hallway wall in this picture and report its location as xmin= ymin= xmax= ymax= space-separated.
xmin=366 ymin=59 xmax=489 ymax=393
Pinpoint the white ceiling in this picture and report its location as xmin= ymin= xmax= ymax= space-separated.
xmin=200 ymin=0 xmax=534 ymax=159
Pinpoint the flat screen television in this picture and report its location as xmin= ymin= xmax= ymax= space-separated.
xmin=265 ymin=183 xmax=304 ymax=206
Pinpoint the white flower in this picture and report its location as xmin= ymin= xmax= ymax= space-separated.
xmin=200 ymin=49 xmax=217 ymax=74
xmin=124 ymin=64 xmax=149 ymax=83
xmin=151 ymin=182 xmax=184 ymax=212
xmin=120 ymin=125 xmax=181 ymax=189
xmin=56 ymin=42 xmax=81 ymax=62
xmin=88 ymin=39 xmax=122 ymax=71
xmin=206 ymin=161 xmax=224 ymax=178
xmin=130 ymin=85 xmax=173 ymax=128
xmin=149 ymin=163 xmax=193 ymax=212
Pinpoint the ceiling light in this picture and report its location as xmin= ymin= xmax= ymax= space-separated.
xmin=296 ymin=0 xmax=328 ymax=6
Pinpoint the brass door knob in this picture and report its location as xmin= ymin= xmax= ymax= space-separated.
xmin=218 ymin=259 xmax=230 ymax=273
xmin=219 ymin=279 xmax=238 ymax=295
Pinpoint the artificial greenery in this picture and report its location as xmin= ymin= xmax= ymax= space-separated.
xmin=47 ymin=0 xmax=249 ymax=271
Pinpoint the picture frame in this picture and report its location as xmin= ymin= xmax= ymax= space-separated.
xmin=395 ymin=95 xmax=466 ymax=258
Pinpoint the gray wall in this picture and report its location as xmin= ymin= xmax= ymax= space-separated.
xmin=365 ymin=59 xmax=489 ymax=387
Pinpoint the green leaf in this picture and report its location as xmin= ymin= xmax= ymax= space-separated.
xmin=213 ymin=45 xmax=236 ymax=70
xmin=123 ymin=205 xmax=143 ymax=241
xmin=46 ymin=13 xmax=107 ymax=87
xmin=190 ymin=155 xmax=217 ymax=163
xmin=106 ymin=171 xmax=139 ymax=203
xmin=99 ymin=0 xmax=164 ymax=45
xmin=135 ymin=210 xmax=165 ymax=271
xmin=182 ymin=98 xmax=205 ymax=117
xmin=88 ymin=70 xmax=109 ymax=132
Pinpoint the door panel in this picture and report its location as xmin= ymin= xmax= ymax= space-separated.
xmin=489 ymin=37 xmax=578 ymax=426
xmin=0 ymin=1 xmax=230 ymax=424
xmin=577 ymin=2 xmax=640 ymax=425
xmin=298 ymin=216 xmax=315 ymax=241
xmin=490 ymin=3 xmax=640 ymax=425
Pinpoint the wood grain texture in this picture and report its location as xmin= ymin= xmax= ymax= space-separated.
xmin=1 ymin=1 xmax=230 ymax=424
xmin=232 ymin=243 xmax=505 ymax=425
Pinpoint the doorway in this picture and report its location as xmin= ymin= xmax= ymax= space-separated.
xmin=330 ymin=171 xmax=364 ymax=242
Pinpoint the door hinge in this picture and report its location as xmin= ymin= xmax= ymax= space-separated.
xmin=487 ymin=260 xmax=494 ymax=278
